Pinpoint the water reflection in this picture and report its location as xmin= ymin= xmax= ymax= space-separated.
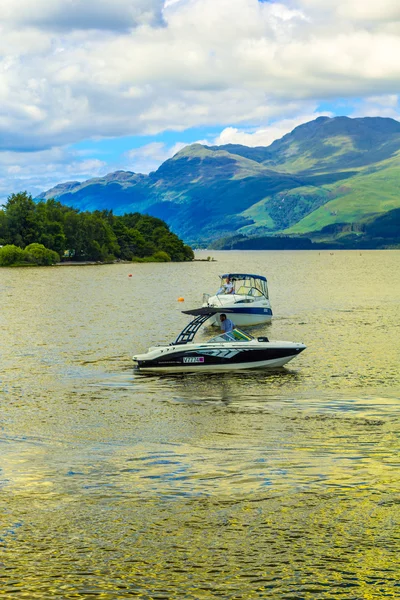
xmin=1 ymin=252 xmax=400 ymax=598
xmin=145 ymin=368 xmax=303 ymax=406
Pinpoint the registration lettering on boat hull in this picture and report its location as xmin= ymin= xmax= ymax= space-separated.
xmin=183 ymin=356 xmax=205 ymax=363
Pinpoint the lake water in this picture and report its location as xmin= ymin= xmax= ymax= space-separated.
xmin=1 ymin=250 xmax=399 ymax=598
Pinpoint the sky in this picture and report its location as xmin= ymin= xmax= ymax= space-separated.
xmin=1 ymin=0 xmax=400 ymax=200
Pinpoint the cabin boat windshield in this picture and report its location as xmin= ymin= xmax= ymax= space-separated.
xmin=218 ymin=273 xmax=269 ymax=299
xmin=208 ymin=328 xmax=254 ymax=344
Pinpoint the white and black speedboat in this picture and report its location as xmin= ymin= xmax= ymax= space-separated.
xmin=133 ymin=308 xmax=305 ymax=373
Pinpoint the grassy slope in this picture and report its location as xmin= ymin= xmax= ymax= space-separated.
xmin=264 ymin=135 xmax=361 ymax=173
xmin=284 ymin=154 xmax=400 ymax=234
xmin=239 ymin=198 xmax=277 ymax=231
xmin=235 ymin=121 xmax=400 ymax=238
xmin=154 ymin=144 xmax=280 ymax=186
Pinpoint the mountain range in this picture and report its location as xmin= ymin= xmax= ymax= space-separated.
xmin=38 ymin=116 xmax=400 ymax=247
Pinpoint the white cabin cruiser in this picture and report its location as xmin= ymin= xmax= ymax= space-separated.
xmin=133 ymin=308 xmax=305 ymax=374
xmin=202 ymin=273 xmax=273 ymax=327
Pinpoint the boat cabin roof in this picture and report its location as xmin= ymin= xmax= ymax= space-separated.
xmin=221 ymin=273 xmax=267 ymax=282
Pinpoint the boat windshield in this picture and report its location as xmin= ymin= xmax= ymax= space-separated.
xmin=218 ymin=274 xmax=268 ymax=298
xmin=207 ymin=328 xmax=254 ymax=343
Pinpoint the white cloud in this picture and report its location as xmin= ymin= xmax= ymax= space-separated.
xmin=351 ymin=95 xmax=400 ymax=119
xmin=7 ymin=165 xmax=22 ymax=174
xmin=125 ymin=141 xmax=186 ymax=173
xmin=163 ymin=0 xmax=184 ymax=7
xmin=0 ymin=148 xmax=107 ymax=200
xmin=294 ymin=0 xmax=400 ymax=23
xmin=214 ymin=110 xmax=333 ymax=146
xmin=1 ymin=0 xmax=400 ymax=152
xmin=0 ymin=0 xmax=399 ymax=197
xmin=0 ymin=0 xmax=164 ymax=31
xmin=66 ymin=158 xmax=106 ymax=174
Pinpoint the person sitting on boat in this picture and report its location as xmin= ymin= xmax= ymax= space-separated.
xmin=217 ymin=277 xmax=235 ymax=295
xmin=220 ymin=313 xmax=234 ymax=333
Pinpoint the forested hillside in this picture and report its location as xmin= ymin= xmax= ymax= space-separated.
xmin=0 ymin=192 xmax=193 ymax=265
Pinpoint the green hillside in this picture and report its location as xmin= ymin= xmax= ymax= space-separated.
xmin=37 ymin=116 xmax=400 ymax=247
xmin=284 ymin=154 xmax=400 ymax=236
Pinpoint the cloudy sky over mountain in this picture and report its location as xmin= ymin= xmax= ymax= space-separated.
xmin=1 ymin=0 xmax=399 ymax=199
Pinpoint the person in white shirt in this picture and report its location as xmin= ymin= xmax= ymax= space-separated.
xmin=217 ymin=277 xmax=235 ymax=295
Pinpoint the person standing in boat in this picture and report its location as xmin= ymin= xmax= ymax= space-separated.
xmin=220 ymin=313 xmax=234 ymax=333
xmin=217 ymin=277 xmax=235 ymax=295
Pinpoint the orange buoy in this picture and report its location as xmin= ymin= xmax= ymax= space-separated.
xmin=128 ymin=274 xmax=133 ymax=277
xmin=178 ymin=297 xmax=184 ymax=302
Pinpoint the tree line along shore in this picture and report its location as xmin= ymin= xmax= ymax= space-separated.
xmin=0 ymin=192 xmax=194 ymax=267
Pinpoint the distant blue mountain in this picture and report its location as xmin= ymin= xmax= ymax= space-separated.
xmin=37 ymin=116 xmax=400 ymax=245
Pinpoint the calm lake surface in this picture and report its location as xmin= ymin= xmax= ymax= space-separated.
xmin=1 ymin=250 xmax=399 ymax=599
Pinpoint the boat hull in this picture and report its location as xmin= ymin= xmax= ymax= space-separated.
xmin=207 ymin=310 xmax=272 ymax=327
xmin=203 ymin=293 xmax=273 ymax=327
xmin=133 ymin=342 xmax=305 ymax=373
xmin=135 ymin=355 xmax=298 ymax=373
